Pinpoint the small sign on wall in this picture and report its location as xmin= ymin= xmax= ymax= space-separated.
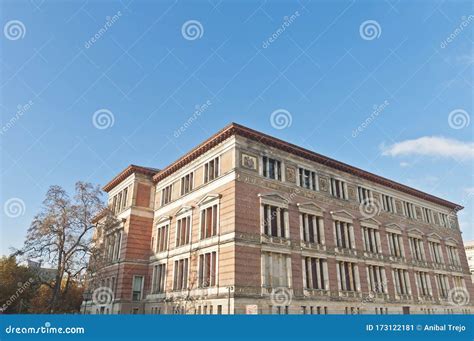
xmin=245 ymin=304 xmax=259 ymax=315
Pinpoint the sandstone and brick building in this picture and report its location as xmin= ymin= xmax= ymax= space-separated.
xmin=82 ymin=123 xmax=473 ymax=315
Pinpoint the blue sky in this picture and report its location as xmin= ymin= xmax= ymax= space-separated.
xmin=1 ymin=0 xmax=473 ymax=256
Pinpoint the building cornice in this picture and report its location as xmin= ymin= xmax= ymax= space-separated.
xmin=103 ymin=164 xmax=159 ymax=192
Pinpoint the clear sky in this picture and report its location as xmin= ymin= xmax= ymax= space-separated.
xmin=1 ymin=0 xmax=473 ymax=256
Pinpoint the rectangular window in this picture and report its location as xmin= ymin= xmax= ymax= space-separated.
xmin=409 ymin=237 xmax=425 ymax=261
xmin=155 ymin=224 xmax=169 ymax=253
xmin=262 ymin=156 xmax=282 ymax=181
xmin=180 ymin=172 xmax=194 ymax=195
xmin=361 ymin=226 xmax=381 ymax=254
xmin=300 ymin=213 xmax=324 ymax=244
xmin=403 ymin=202 xmax=416 ymax=219
xmin=392 ymin=268 xmax=411 ymax=295
xmin=381 ymin=194 xmax=395 ymax=213
xmin=428 ymin=241 xmax=444 ymax=264
xmin=330 ymin=178 xmax=348 ymax=200
xmin=110 ymin=187 xmax=129 ymax=214
xmin=262 ymin=252 xmax=290 ymax=288
xmin=446 ymin=245 xmax=460 ymax=266
xmin=132 ymin=276 xmax=144 ymax=301
xmin=439 ymin=213 xmax=448 ymax=227
xmin=415 ymin=271 xmax=432 ymax=297
xmin=435 ymin=274 xmax=449 ymax=298
xmin=200 ymin=204 xmax=218 ymax=239
xmin=298 ymin=168 xmax=317 ymax=190
xmin=204 ymin=157 xmax=219 ymax=183
xmin=387 ymin=232 xmax=404 ymax=258
xmin=176 ymin=216 xmax=191 ymax=247
xmin=422 ymin=208 xmax=433 ymax=224
xmin=263 ymin=204 xmax=287 ymax=238
xmin=357 ymin=186 xmax=372 ymax=203
xmin=334 ymin=220 xmax=355 ymax=249
xmin=366 ymin=265 xmax=387 ymax=293
xmin=161 ymin=185 xmax=172 ymax=206
xmin=152 ymin=264 xmax=166 ymax=293
xmin=303 ymin=257 xmax=327 ymax=290
xmin=337 ymin=261 xmax=358 ymax=292
xmin=199 ymin=251 xmax=217 ymax=287
xmin=173 ymin=258 xmax=189 ymax=290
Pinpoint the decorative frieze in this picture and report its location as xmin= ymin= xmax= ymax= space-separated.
xmin=241 ymin=152 xmax=258 ymax=171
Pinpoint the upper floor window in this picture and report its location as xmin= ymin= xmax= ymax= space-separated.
xmin=180 ymin=172 xmax=194 ymax=195
xmin=387 ymin=232 xmax=405 ymax=258
xmin=334 ymin=220 xmax=355 ymax=249
xmin=428 ymin=241 xmax=444 ymax=264
xmin=361 ymin=226 xmax=381 ymax=254
xmin=161 ymin=184 xmax=172 ymax=206
xmin=204 ymin=157 xmax=219 ymax=183
xmin=439 ymin=213 xmax=448 ymax=227
xmin=298 ymin=168 xmax=316 ymax=190
xmin=381 ymin=194 xmax=395 ymax=213
xmin=422 ymin=208 xmax=433 ymax=224
xmin=336 ymin=261 xmax=359 ymax=292
xmin=200 ymin=204 xmax=218 ymax=239
xmin=408 ymin=236 xmax=426 ymax=261
xmin=152 ymin=263 xmax=166 ymax=294
xmin=173 ymin=258 xmax=189 ymax=291
xmin=262 ymin=156 xmax=281 ymax=181
xmin=330 ymin=178 xmax=347 ymax=200
xmin=176 ymin=216 xmax=191 ymax=247
xmin=446 ymin=245 xmax=460 ymax=266
xmin=357 ymin=186 xmax=372 ymax=203
xmin=199 ymin=251 xmax=217 ymax=287
xmin=132 ymin=276 xmax=144 ymax=301
xmin=155 ymin=224 xmax=169 ymax=253
xmin=262 ymin=204 xmax=288 ymax=238
xmin=303 ymin=257 xmax=327 ymax=290
xmin=403 ymin=202 xmax=416 ymax=219
xmin=111 ymin=187 xmax=129 ymax=214
xmin=435 ymin=274 xmax=449 ymax=298
xmin=392 ymin=268 xmax=411 ymax=295
xmin=300 ymin=213 xmax=324 ymax=244
xmin=262 ymin=252 xmax=290 ymax=288
xmin=415 ymin=271 xmax=432 ymax=297
xmin=366 ymin=265 xmax=387 ymax=294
